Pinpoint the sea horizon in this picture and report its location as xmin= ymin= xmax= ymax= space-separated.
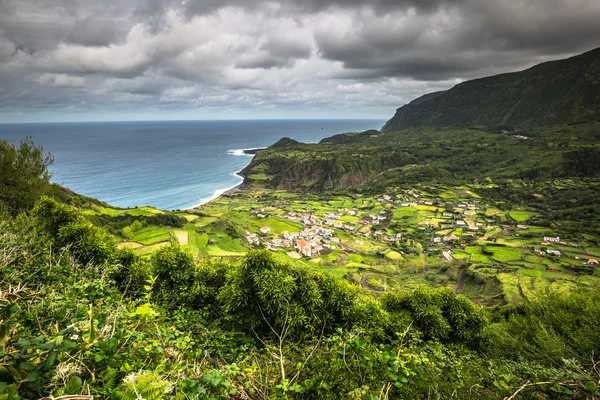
xmin=0 ymin=117 xmax=390 ymax=125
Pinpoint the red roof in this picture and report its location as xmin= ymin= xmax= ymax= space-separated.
xmin=296 ymin=239 xmax=308 ymax=249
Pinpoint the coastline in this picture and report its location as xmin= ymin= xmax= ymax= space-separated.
xmin=184 ymin=146 xmax=262 ymax=210
xmin=184 ymin=172 xmax=245 ymax=210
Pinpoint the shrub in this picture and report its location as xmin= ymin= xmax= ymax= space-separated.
xmin=111 ymin=248 xmax=151 ymax=299
xmin=151 ymin=245 xmax=196 ymax=306
xmin=34 ymin=196 xmax=115 ymax=265
xmin=381 ymin=288 xmax=487 ymax=348
xmin=219 ymin=250 xmax=360 ymax=338
xmin=0 ymin=137 xmax=53 ymax=215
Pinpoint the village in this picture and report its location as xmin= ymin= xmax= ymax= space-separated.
xmin=237 ymin=189 xmax=598 ymax=269
xmin=108 ymin=181 xmax=600 ymax=304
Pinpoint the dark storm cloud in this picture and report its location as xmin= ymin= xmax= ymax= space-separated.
xmin=66 ymin=17 xmax=119 ymax=47
xmin=176 ymin=0 xmax=467 ymax=16
xmin=1 ymin=0 xmax=599 ymax=121
xmin=236 ymin=36 xmax=312 ymax=69
xmin=314 ymin=0 xmax=600 ymax=80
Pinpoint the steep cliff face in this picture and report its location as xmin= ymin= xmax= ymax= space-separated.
xmin=381 ymin=47 xmax=600 ymax=132
xmin=239 ymin=137 xmax=416 ymax=191
xmin=274 ymin=164 xmax=374 ymax=191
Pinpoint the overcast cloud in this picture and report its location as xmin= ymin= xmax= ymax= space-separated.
xmin=0 ymin=0 xmax=599 ymax=122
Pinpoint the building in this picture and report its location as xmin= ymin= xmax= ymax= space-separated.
xmin=544 ymin=236 xmax=560 ymax=244
xmin=260 ymin=226 xmax=271 ymax=234
xmin=295 ymin=239 xmax=313 ymax=257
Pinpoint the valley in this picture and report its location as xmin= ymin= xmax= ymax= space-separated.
xmin=81 ymin=178 xmax=600 ymax=307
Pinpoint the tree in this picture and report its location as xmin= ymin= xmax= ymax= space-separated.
xmin=0 ymin=137 xmax=53 ymax=215
xmin=122 ymin=226 xmax=133 ymax=239
xmin=414 ymin=242 xmax=423 ymax=254
xmin=151 ymin=245 xmax=196 ymax=306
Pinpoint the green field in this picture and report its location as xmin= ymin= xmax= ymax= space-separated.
xmin=509 ymin=210 xmax=535 ymax=222
xmin=77 ymin=181 xmax=600 ymax=307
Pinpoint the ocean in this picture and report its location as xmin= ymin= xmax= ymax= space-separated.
xmin=0 ymin=119 xmax=385 ymax=210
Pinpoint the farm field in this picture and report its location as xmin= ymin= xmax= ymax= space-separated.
xmin=81 ymin=180 xmax=600 ymax=306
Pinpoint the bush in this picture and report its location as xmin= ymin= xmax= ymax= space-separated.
xmin=188 ymin=259 xmax=227 ymax=311
xmin=111 ymin=248 xmax=151 ymax=298
xmin=57 ymin=220 xmax=115 ymax=265
xmin=219 ymin=250 xmax=360 ymax=337
xmin=151 ymin=245 xmax=196 ymax=306
xmin=34 ymin=196 xmax=115 ymax=265
xmin=487 ymin=285 xmax=600 ymax=364
xmin=381 ymin=288 xmax=487 ymax=348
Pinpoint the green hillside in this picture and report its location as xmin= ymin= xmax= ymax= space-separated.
xmin=2 ymin=137 xmax=600 ymax=399
xmin=241 ymin=122 xmax=600 ymax=191
xmin=381 ymin=47 xmax=600 ymax=132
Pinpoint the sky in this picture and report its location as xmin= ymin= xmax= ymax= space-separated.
xmin=0 ymin=0 xmax=599 ymax=123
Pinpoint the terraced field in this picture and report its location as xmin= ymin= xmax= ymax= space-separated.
xmin=82 ymin=181 xmax=600 ymax=306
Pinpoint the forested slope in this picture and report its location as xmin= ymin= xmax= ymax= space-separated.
xmin=381 ymin=47 xmax=600 ymax=132
xmin=241 ymin=122 xmax=600 ymax=191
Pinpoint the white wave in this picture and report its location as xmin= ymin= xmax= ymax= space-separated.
xmin=227 ymin=147 xmax=265 ymax=157
xmin=185 ymin=172 xmax=244 ymax=210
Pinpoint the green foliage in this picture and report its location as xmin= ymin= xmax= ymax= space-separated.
xmin=219 ymin=250 xmax=360 ymax=337
xmin=115 ymin=370 xmax=171 ymax=400
xmin=563 ymin=147 xmax=600 ymax=177
xmin=242 ymin=120 xmax=600 ymax=193
xmin=57 ymin=219 xmax=115 ymax=265
xmin=33 ymin=195 xmax=79 ymax=238
xmin=4 ymin=138 xmax=600 ymax=399
xmin=33 ymin=196 xmax=115 ymax=265
xmin=0 ymin=137 xmax=53 ymax=215
xmin=151 ymin=245 xmax=196 ymax=306
xmin=487 ymin=285 xmax=600 ymax=364
xmin=111 ymin=248 xmax=151 ymax=298
xmin=87 ymin=212 xmax=185 ymax=236
xmin=189 ymin=259 xmax=227 ymax=311
xmin=381 ymin=288 xmax=486 ymax=348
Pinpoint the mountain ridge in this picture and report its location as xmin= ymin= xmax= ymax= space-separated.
xmin=381 ymin=46 xmax=600 ymax=132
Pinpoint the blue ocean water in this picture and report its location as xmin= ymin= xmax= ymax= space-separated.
xmin=0 ymin=120 xmax=385 ymax=210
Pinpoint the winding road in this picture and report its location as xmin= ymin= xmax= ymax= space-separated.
xmin=455 ymin=266 xmax=469 ymax=294
xmin=361 ymin=273 xmax=385 ymax=292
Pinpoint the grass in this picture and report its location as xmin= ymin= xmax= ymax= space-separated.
xmin=254 ymin=217 xmax=302 ymax=235
xmin=509 ymin=211 xmax=535 ymax=222
xmin=117 ymin=241 xmax=143 ymax=249
xmin=248 ymin=173 xmax=269 ymax=180
xmin=484 ymin=245 xmax=523 ymax=263
xmin=130 ymin=227 xmax=171 ymax=245
xmin=137 ymin=241 xmax=171 ymax=256
xmin=384 ymin=250 xmax=404 ymax=261
xmin=464 ymin=246 xmax=492 ymax=263
xmin=393 ymin=207 xmax=418 ymax=219
xmin=440 ymin=190 xmax=457 ymax=199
